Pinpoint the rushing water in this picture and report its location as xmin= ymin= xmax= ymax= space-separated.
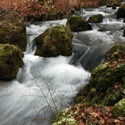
xmin=0 ymin=6 xmax=125 ymax=125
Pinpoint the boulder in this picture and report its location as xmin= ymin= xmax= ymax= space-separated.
xmin=0 ymin=44 xmax=24 ymax=81
xmin=66 ymin=15 xmax=92 ymax=32
xmin=116 ymin=3 xmax=125 ymax=19
xmin=35 ymin=25 xmax=73 ymax=57
xmin=88 ymin=14 xmax=103 ymax=23
xmin=112 ymin=98 xmax=125 ymax=117
xmin=0 ymin=7 xmax=27 ymax=51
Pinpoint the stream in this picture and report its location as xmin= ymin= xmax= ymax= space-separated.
xmin=0 ymin=6 xmax=125 ymax=125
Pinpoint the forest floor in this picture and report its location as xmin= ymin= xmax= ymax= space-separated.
xmin=0 ymin=0 xmax=101 ymax=21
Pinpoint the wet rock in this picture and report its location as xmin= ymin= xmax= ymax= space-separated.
xmin=35 ymin=25 xmax=73 ymax=57
xmin=116 ymin=3 xmax=125 ymax=19
xmin=88 ymin=14 xmax=103 ymax=23
xmin=66 ymin=15 xmax=92 ymax=32
xmin=0 ymin=7 xmax=27 ymax=51
xmin=0 ymin=44 xmax=24 ymax=81
xmin=112 ymin=98 xmax=125 ymax=117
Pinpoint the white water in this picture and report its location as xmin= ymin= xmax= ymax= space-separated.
xmin=0 ymin=6 xmax=125 ymax=125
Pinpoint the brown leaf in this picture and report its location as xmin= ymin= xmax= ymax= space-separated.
xmin=79 ymin=120 xmax=84 ymax=125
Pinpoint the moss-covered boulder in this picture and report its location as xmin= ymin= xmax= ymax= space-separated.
xmin=66 ymin=15 xmax=92 ymax=32
xmin=116 ymin=3 xmax=125 ymax=19
xmin=0 ymin=44 xmax=24 ymax=81
xmin=35 ymin=25 xmax=73 ymax=57
xmin=112 ymin=98 xmax=125 ymax=117
xmin=0 ymin=7 xmax=27 ymax=51
xmin=88 ymin=14 xmax=103 ymax=23
xmin=106 ymin=0 xmax=120 ymax=7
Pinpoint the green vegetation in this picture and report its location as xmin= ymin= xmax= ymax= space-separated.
xmin=53 ymin=108 xmax=78 ymax=125
xmin=112 ymin=98 xmax=125 ymax=117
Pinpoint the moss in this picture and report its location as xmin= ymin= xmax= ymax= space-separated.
xmin=88 ymin=14 xmax=103 ymax=23
xmin=35 ymin=25 xmax=73 ymax=57
xmin=53 ymin=108 xmax=78 ymax=125
xmin=0 ymin=7 xmax=27 ymax=51
xmin=87 ymin=88 xmax=96 ymax=99
xmin=53 ymin=117 xmax=77 ymax=125
xmin=112 ymin=98 xmax=125 ymax=117
xmin=75 ymin=96 xmax=83 ymax=104
xmin=0 ymin=44 xmax=24 ymax=81
xmin=66 ymin=15 xmax=90 ymax=32
xmin=116 ymin=3 xmax=125 ymax=19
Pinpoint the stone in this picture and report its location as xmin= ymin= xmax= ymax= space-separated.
xmin=88 ymin=14 xmax=103 ymax=23
xmin=66 ymin=15 xmax=92 ymax=32
xmin=0 ymin=44 xmax=24 ymax=81
xmin=35 ymin=25 xmax=73 ymax=57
